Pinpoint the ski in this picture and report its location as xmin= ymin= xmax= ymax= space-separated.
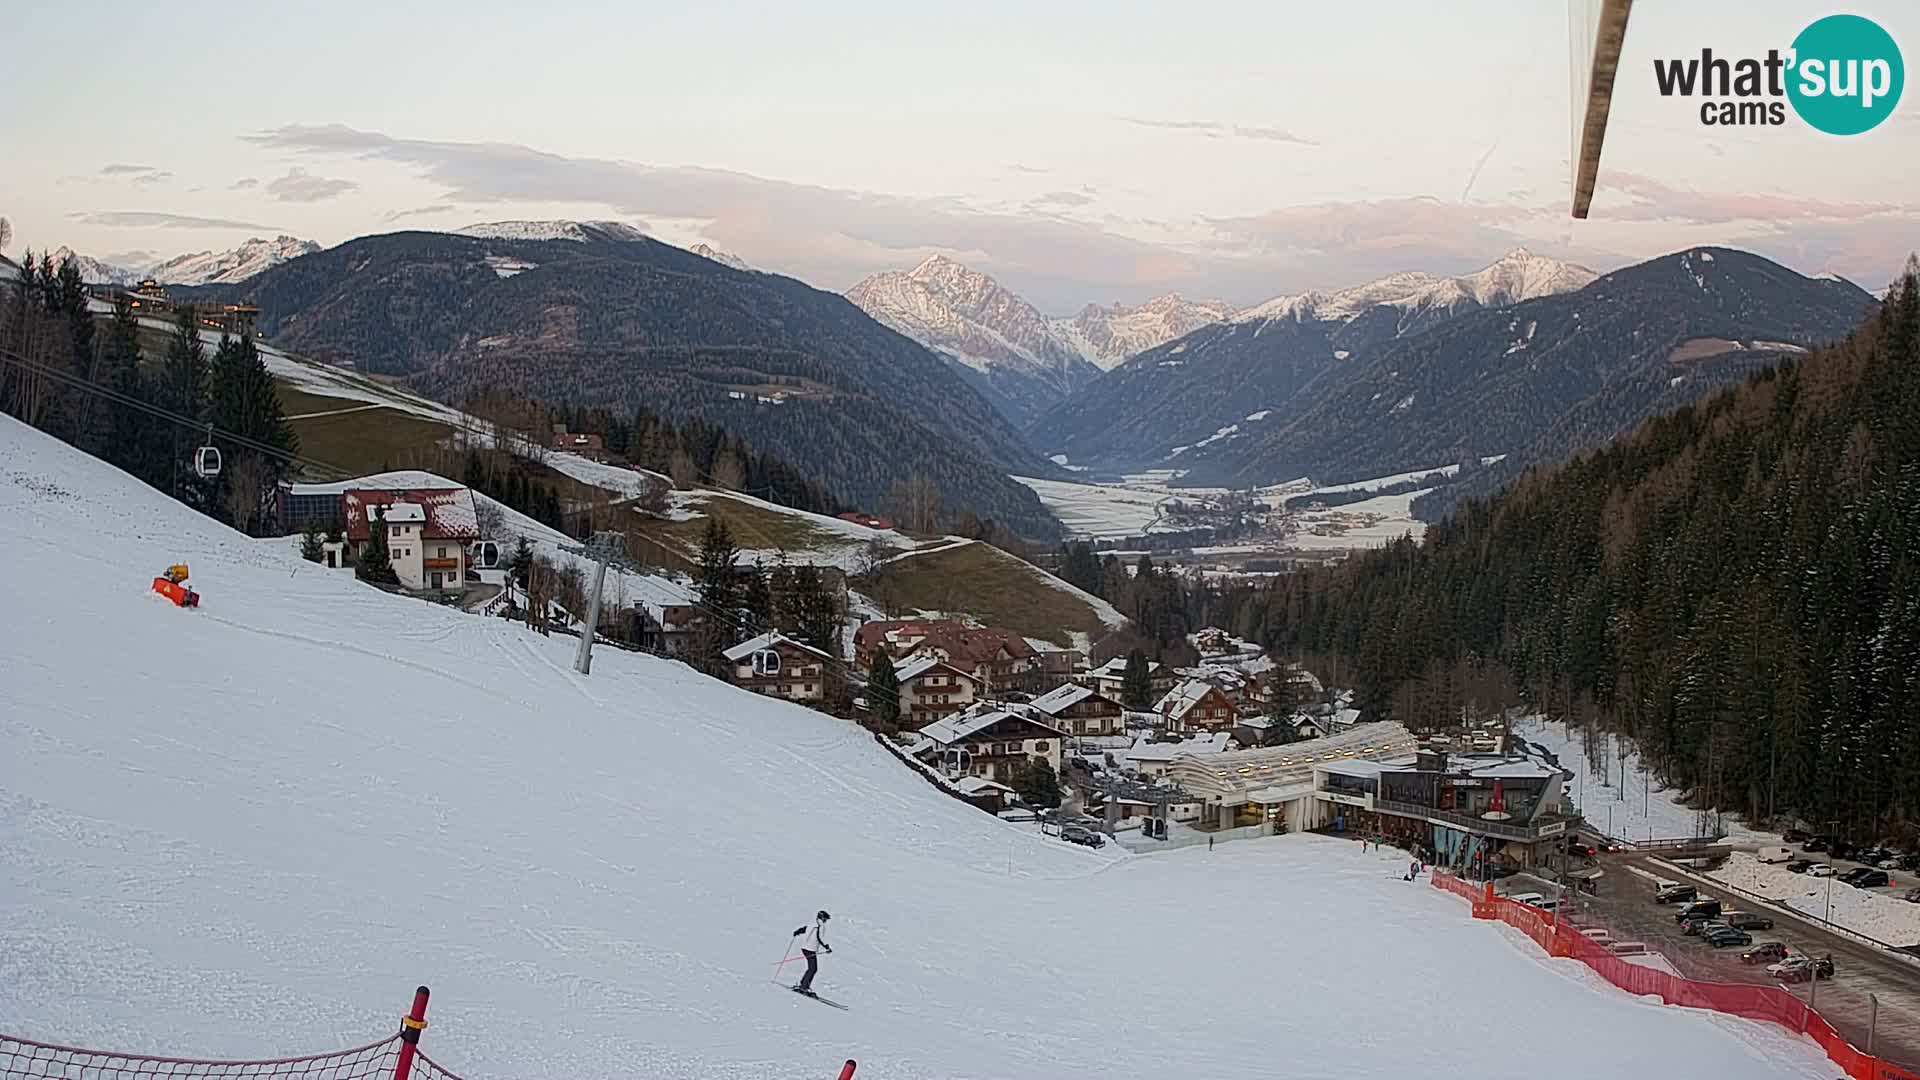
xmin=788 ymin=986 xmax=849 ymax=1010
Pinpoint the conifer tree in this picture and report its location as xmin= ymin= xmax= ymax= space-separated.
xmin=1121 ymin=648 xmax=1152 ymax=709
xmin=866 ymin=650 xmax=900 ymax=733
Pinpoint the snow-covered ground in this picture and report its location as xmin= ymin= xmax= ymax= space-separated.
xmin=0 ymin=416 xmax=1838 ymax=1080
xmin=1513 ymin=715 xmax=1773 ymax=843
xmin=1282 ymin=488 xmax=1429 ymax=550
xmin=1707 ymin=853 xmax=1920 ymax=947
xmin=1009 ymin=475 xmax=1184 ymax=539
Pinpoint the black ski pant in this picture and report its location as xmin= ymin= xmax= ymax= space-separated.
xmin=799 ymin=950 xmax=819 ymax=991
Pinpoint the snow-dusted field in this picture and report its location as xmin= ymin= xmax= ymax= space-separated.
xmin=0 ymin=417 xmax=1836 ymax=1080
xmin=1513 ymin=715 xmax=1773 ymax=843
xmin=1283 ymin=488 xmax=1430 ymax=550
xmin=1009 ymin=475 xmax=1181 ymax=539
xmin=1708 ymin=853 xmax=1920 ymax=946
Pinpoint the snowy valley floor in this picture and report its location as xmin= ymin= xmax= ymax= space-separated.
xmin=0 ymin=416 xmax=1837 ymax=1079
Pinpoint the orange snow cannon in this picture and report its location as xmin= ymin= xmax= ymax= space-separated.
xmin=153 ymin=565 xmax=199 ymax=607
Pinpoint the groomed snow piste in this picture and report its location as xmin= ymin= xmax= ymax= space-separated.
xmin=0 ymin=416 xmax=1835 ymax=1080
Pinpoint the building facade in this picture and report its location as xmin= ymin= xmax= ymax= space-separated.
xmin=723 ymin=631 xmax=833 ymax=704
xmin=914 ymin=708 xmax=1065 ymax=783
xmin=894 ymin=655 xmax=979 ymax=729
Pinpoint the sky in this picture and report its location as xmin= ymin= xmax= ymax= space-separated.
xmin=4 ymin=0 xmax=1916 ymax=312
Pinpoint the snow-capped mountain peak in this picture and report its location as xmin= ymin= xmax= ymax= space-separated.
xmin=1051 ymin=293 xmax=1236 ymax=370
xmin=148 ymin=236 xmax=321 ymax=285
xmin=456 ymin=220 xmax=648 ymax=243
xmin=1233 ymin=251 xmax=1595 ymax=327
xmin=689 ymin=243 xmax=750 ymax=271
xmin=47 ymin=247 xmax=143 ymax=285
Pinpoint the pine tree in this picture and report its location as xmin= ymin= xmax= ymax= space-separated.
xmin=299 ymin=519 xmax=325 ymax=562
xmin=1121 ymin=648 xmax=1152 ymax=708
xmin=356 ymin=505 xmax=399 ymax=584
xmin=508 ymin=536 xmax=534 ymax=588
xmin=742 ymin=565 xmax=772 ymax=635
xmin=158 ymin=306 xmax=210 ymax=506
xmin=692 ymin=517 xmax=742 ymax=673
xmin=866 ymin=650 xmax=901 ymax=733
xmin=1015 ymin=758 xmax=1062 ymax=809
xmin=209 ymin=333 xmax=298 ymax=534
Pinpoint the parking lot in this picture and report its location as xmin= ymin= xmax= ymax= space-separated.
xmin=1512 ymin=853 xmax=1920 ymax=1073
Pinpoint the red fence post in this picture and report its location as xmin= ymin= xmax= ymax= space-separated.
xmin=837 ymin=1059 xmax=857 ymax=1080
xmin=393 ymin=985 xmax=431 ymax=1080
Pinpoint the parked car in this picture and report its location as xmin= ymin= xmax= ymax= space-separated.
xmin=1804 ymin=836 xmax=1830 ymax=852
xmin=1808 ymin=863 xmax=1835 ymax=877
xmin=1675 ymin=899 xmax=1722 ymax=923
xmin=1786 ymin=859 xmax=1816 ymax=874
xmin=1741 ymin=941 xmax=1791 ymax=965
xmin=1782 ymin=828 xmax=1809 ymax=843
xmin=1755 ymin=845 xmax=1794 ymax=864
xmin=1704 ymin=926 xmax=1752 ymax=948
xmin=1859 ymin=847 xmax=1891 ymax=865
xmin=1881 ymin=855 xmax=1910 ymax=871
xmin=1828 ymin=840 xmax=1857 ymax=860
xmin=1682 ymin=916 xmax=1727 ymax=937
xmin=1059 ymin=825 xmax=1105 ymax=848
xmin=1724 ymin=911 xmax=1774 ymax=931
xmin=1655 ymin=883 xmax=1698 ymax=904
xmin=1900 ymin=854 xmax=1920 ymax=872
xmin=1767 ymin=955 xmax=1834 ymax=982
xmin=1847 ymin=869 xmax=1891 ymax=889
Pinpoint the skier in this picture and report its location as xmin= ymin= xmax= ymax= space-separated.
xmin=791 ymin=910 xmax=833 ymax=994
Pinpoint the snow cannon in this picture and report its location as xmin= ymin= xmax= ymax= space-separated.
xmin=152 ymin=565 xmax=200 ymax=608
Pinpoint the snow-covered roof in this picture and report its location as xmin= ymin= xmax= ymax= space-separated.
xmin=286 ymin=470 xmax=464 ymax=496
xmin=1028 ymin=683 xmax=1104 ymax=716
xmin=1125 ymin=732 xmax=1233 ymax=764
xmin=894 ymin=654 xmax=967 ymax=683
xmin=1155 ymin=679 xmax=1224 ymax=720
xmin=956 ymin=776 xmax=1014 ymax=796
xmin=721 ymin=631 xmax=830 ymax=663
xmin=1089 ymin=656 xmax=1162 ymax=679
xmin=1164 ymin=723 xmax=1418 ymax=801
xmin=340 ymin=487 xmax=479 ymax=542
xmin=1330 ymin=707 xmax=1363 ymax=728
xmin=382 ymin=502 xmax=426 ymax=524
xmin=919 ymin=709 xmax=1064 ymax=747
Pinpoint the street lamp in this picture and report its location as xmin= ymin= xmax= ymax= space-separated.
xmin=1823 ymin=818 xmax=1840 ymax=925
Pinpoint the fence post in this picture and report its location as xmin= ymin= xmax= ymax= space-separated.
xmin=393 ymin=985 xmax=431 ymax=1080
xmin=837 ymin=1060 xmax=858 ymax=1080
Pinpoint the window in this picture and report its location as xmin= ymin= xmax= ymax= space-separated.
xmin=1033 ymin=741 xmax=1049 ymax=753
xmin=437 ymin=546 xmax=447 ymax=558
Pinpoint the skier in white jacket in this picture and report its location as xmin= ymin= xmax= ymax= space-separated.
xmin=792 ymin=910 xmax=832 ymax=993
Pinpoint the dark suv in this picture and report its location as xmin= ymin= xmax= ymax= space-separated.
xmin=1724 ymin=911 xmax=1774 ymax=931
xmin=1675 ymin=899 xmax=1722 ymax=923
xmin=1655 ymin=884 xmax=1697 ymax=905
xmin=1846 ymin=869 xmax=1891 ymax=889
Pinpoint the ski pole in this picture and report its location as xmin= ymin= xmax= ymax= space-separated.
xmin=773 ymin=936 xmax=799 ymax=974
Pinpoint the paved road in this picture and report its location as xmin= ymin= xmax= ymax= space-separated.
xmin=1556 ymin=853 xmax=1920 ymax=1072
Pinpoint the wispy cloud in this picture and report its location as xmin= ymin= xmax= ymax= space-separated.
xmin=382 ymin=203 xmax=463 ymax=222
xmin=1008 ymin=163 xmax=1049 ymax=174
xmin=1033 ymin=190 xmax=1095 ymax=207
xmin=266 ymin=167 xmax=358 ymax=203
xmin=1598 ymin=171 xmax=1898 ymax=225
xmin=231 ymin=177 xmax=259 ymax=190
xmin=71 ymin=210 xmax=279 ymax=230
xmin=1125 ymin=117 xmax=1317 ymax=146
xmin=101 ymin=163 xmax=172 ymax=185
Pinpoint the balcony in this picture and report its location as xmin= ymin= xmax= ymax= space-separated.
xmin=423 ymin=557 xmax=460 ymax=571
xmin=1373 ymin=798 xmax=1573 ymax=842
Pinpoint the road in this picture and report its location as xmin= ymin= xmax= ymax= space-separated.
xmin=1545 ymin=852 xmax=1920 ymax=1073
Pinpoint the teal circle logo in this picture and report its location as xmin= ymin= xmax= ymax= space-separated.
xmin=1787 ymin=14 xmax=1903 ymax=135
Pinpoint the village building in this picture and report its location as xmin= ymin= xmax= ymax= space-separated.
xmin=550 ymin=425 xmax=609 ymax=462
xmin=1082 ymin=656 xmax=1176 ymax=702
xmin=1155 ymin=679 xmax=1239 ymax=733
xmin=854 ymin=619 xmax=1039 ymax=695
xmin=1121 ymin=732 xmax=1233 ymax=779
xmin=1026 ymin=682 xmax=1124 ymax=739
xmin=278 ymin=479 xmax=480 ymax=594
xmin=893 ymin=655 xmax=979 ymax=729
xmin=722 ymin=631 xmax=833 ymax=704
xmin=1308 ymin=749 xmax=1572 ymax=873
xmin=1163 ymin=722 xmax=1419 ymax=833
xmin=910 ymin=706 xmax=1065 ymax=783
xmin=654 ymin=604 xmax=703 ymax=658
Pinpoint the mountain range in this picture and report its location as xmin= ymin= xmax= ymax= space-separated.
xmin=48 ymin=236 xmax=320 ymax=286
xmin=206 ymin=222 xmax=1063 ymax=537
xmin=1032 ymin=249 xmax=1600 ymax=472
xmin=847 ymin=255 xmax=1231 ymax=426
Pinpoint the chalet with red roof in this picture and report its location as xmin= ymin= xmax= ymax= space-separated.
xmin=550 ymin=425 xmax=608 ymax=462
xmin=340 ymin=488 xmax=479 ymax=593
xmin=854 ymin=618 xmax=1039 ymax=694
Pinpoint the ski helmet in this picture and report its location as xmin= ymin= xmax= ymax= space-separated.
xmin=817 ymin=910 xmax=831 ymax=921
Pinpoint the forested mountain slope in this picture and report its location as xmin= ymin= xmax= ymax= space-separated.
xmin=1242 ymin=265 xmax=1920 ymax=841
xmin=222 ymin=226 xmax=1061 ymax=537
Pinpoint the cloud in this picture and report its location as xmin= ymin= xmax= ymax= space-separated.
xmin=265 ymin=167 xmax=358 ymax=203
xmin=70 ymin=210 xmax=280 ymax=230
xmin=1125 ymin=117 xmax=1317 ymax=146
xmin=382 ymin=203 xmax=463 ymax=222
xmin=1210 ymin=196 xmax=1538 ymax=258
xmin=1033 ymin=190 xmax=1095 ymax=207
xmin=101 ymin=163 xmax=172 ymax=185
xmin=231 ymin=177 xmax=259 ymax=190
xmin=1008 ymin=163 xmax=1050 ymax=174
xmin=1597 ymin=171 xmax=1898 ymax=225
xmin=244 ymin=123 xmax=1213 ymax=308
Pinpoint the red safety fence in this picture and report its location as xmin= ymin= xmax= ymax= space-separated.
xmin=0 ymin=988 xmax=465 ymax=1080
xmin=1431 ymin=873 xmax=1920 ymax=1080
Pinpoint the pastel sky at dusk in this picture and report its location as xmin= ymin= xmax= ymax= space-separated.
xmin=6 ymin=0 xmax=1916 ymax=311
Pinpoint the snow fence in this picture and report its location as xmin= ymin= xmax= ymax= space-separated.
xmin=1431 ymin=873 xmax=1920 ymax=1080
xmin=0 ymin=987 xmax=466 ymax=1080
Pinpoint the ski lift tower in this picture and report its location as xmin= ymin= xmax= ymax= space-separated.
xmin=558 ymin=530 xmax=632 ymax=676
xmin=1085 ymin=773 xmax=1198 ymax=840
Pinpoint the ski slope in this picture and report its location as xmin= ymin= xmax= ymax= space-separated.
xmin=0 ymin=416 xmax=1835 ymax=1080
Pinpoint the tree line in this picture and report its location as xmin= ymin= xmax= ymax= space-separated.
xmin=2 ymin=250 xmax=297 ymax=534
xmin=1193 ymin=264 xmax=1920 ymax=845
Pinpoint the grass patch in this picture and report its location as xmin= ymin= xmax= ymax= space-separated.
xmin=872 ymin=541 xmax=1104 ymax=646
xmin=275 ymin=382 xmax=453 ymax=480
xmin=635 ymin=493 xmax=850 ymax=565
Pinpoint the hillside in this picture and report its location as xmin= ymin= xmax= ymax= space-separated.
xmin=0 ymin=413 xmax=1836 ymax=1080
xmin=1033 ymin=250 xmax=1595 ymax=473
xmin=1251 ymin=267 xmax=1919 ymax=839
xmin=1206 ymin=247 xmax=1876 ymax=491
xmin=219 ymin=225 xmax=1062 ymax=537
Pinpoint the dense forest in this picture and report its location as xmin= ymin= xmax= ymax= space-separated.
xmin=1191 ymin=265 xmax=1920 ymax=844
